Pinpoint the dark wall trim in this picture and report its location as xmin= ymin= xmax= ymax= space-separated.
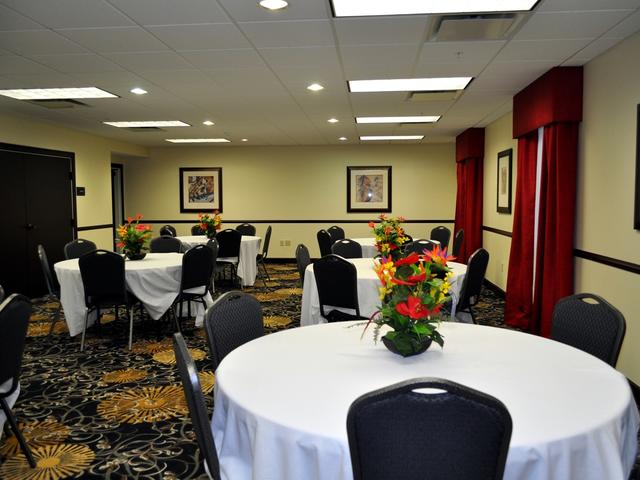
xmin=77 ymin=223 xmax=114 ymax=232
xmin=482 ymin=225 xmax=512 ymax=238
xmin=483 ymin=279 xmax=506 ymax=299
xmin=574 ymin=249 xmax=640 ymax=276
xmin=143 ymin=219 xmax=456 ymax=225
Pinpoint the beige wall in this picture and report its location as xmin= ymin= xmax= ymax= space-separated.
xmin=0 ymin=112 xmax=147 ymax=247
xmin=123 ymin=143 xmax=456 ymax=258
xmin=575 ymin=31 xmax=640 ymax=382
xmin=482 ymin=112 xmax=518 ymax=290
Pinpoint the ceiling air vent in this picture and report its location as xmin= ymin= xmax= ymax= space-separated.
xmin=126 ymin=127 xmax=165 ymax=132
xmin=27 ymin=99 xmax=89 ymax=109
xmin=429 ymin=14 xmax=522 ymax=41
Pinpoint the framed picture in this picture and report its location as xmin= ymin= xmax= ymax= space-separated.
xmin=179 ymin=167 xmax=223 ymax=213
xmin=347 ymin=166 xmax=392 ymax=213
xmin=496 ymin=149 xmax=513 ymax=214
xmin=635 ymin=104 xmax=640 ymax=230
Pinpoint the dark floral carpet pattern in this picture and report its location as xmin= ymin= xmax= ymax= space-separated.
xmin=0 ymin=263 xmax=514 ymax=480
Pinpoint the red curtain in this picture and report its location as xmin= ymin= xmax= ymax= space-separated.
xmin=504 ymin=131 xmax=538 ymax=330
xmin=454 ymin=156 xmax=483 ymax=262
xmin=531 ymin=123 xmax=578 ymax=336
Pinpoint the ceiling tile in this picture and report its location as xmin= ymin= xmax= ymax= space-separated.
xmin=602 ymin=9 xmax=640 ymax=38
xmin=0 ymin=30 xmax=88 ymax=55
xmin=418 ymin=41 xmax=506 ymax=64
xmin=495 ymin=38 xmax=592 ymax=62
xmin=413 ymin=61 xmax=487 ymax=77
xmin=561 ymin=37 xmax=623 ymax=65
xmin=0 ymin=71 xmax=77 ymax=87
xmin=0 ymin=55 xmax=62 ymax=74
xmin=473 ymin=61 xmax=555 ymax=91
xmin=30 ymin=53 xmax=125 ymax=73
xmin=238 ymin=20 xmax=335 ymax=48
xmin=105 ymin=0 xmax=231 ymax=25
xmin=514 ymin=10 xmax=633 ymax=40
xmin=334 ymin=17 xmax=428 ymax=45
xmin=217 ymin=0 xmax=330 ymax=21
xmin=258 ymin=46 xmax=341 ymax=69
xmin=181 ymin=49 xmax=266 ymax=69
xmin=340 ymin=44 xmax=420 ymax=78
xmin=1 ymin=0 xmax=135 ymax=28
xmin=147 ymin=24 xmax=252 ymax=51
xmin=537 ymin=0 xmax=640 ymax=11
xmin=104 ymin=51 xmax=193 ymax=71
xmin=0 ymin=4 xmax=44 ymax=31
xmin=57 ymin=27 xmax=170 ymax=53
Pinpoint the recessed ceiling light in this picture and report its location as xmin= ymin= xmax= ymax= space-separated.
xmin=348 ymin=77 xmax=472 ymax=93
xmin=241 ymin=138 xmax=249 ymax=142
xmin=327 ymin=118 xmax=339 ymax=123
xmin=356 ymin=115 xmax=441 ymax=124
xmin=259 ymin=0 xmax=288 ymax=10
xmin=339 ymin=137 xmax=348 ymax=141
xmin=104 ymin=121 xmax=190 ymax=128
xmin=203 ymin=120 xmax=215 ymax=126
xmin=331 ymin=0 xmax=538 ymax=17
xmin=0 ymin=87 xmax=117 ymax=100
xmin=360 ymin=135 xmax=424 ymax=141
xmin=307 ymin=83 xmax=324 ymax=92
xmin=130 ymin=87 xmax=147 ymax=95
xmin=166 ymin=138 xmax=231 ymax=143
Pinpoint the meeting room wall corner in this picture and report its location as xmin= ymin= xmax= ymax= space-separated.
xmin=122 ymin=143 xmax=457 ymax=258
xmin=0 ymin=112 xmax=147 ymax=248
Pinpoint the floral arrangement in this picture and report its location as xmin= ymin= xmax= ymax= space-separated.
xmin=367 ymin=245 xmax=455 ymax=356
xmin=116 ymin=214 xmax=153 ymax=257
xmin=368 ymin=214 xmax=410 ymax=260
xmin=198 ymin=210 xmax=222 ymax=238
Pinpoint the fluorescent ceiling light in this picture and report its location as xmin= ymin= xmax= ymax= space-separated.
xmin=166 ymin=138 xmax=230 ymax=143
xmin=259 ymin=0 xmax=288 ymax=10
xmin=130 ymin=87 xmax=147 ymax=95
xmin=360 ymin=135 xmax=424 ymax=141
xmin=327 ymin=118 xmax=339 ymax=123
xmin=356 ymin=115 xmax=440 ymax=124
xmin=331 ymin=0 xmax=538 ymax=17
xmin=349 ymin=77 xmax=472 ymax=93
xmin=104 ymin=121 xmax=190 ymax=128
xmin=307 ymin=83 xmax=324 ymax=91
xmin=203 ymin=120 xmax=215 ymax=126
xmin=339 ymin=137 xmax=348 ymax=141
xmin=241 ymin=138 xmax=249 ymax=142
xmin=0 ymin=87 xmax=117 ymax=100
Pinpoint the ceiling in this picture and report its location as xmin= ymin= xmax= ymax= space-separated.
xmin=0 ymin=0 xmax=639 ymax=147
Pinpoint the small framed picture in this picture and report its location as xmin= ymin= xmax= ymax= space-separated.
xmin=347 ymin=166 xmax=392 ymax=213
xmin=179 ymin=167 xmax=223 ymax=213
xmin=496 ymin=149 xmax=513 ymax=214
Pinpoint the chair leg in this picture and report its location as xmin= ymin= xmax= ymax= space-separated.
xmin=48 ymin=302 xmax=62 ymax=336
xmin=262 ymin=260 xmax=271 ymax=282
xmin=171 ymin=305 xmax=182 ymax=333
xmin=80 ymin=310 xmax=89 ymax=351
xmin=128 ymin=307 xmax=134 ymax=350
xmin=469 ymin=306 xmax=477 ymax=324
xmin=0 ymin=398 xmax=36 ymax=468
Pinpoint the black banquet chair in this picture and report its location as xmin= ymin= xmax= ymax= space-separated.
xmin=317 ymin=229 xmax=333 ymax=257
xmin=159 ymin=224 xmax=177 ymax=237
xmin=150 ymin=235 xmax=183 ymax=253
xmin=295 ymin=244 xmax=311 ymax=287
xmin=191 ymin=224 xmax=205 ymax=235
xmin=0 ymin=284 xmax=4 ymax=303
xmin=235 ymin=223 xmax=256 ymax=236
xmin=64 ymin=238 xmax=97 ymax=259
xmin=313 ymin=254 xmax=366 ymax=322
xmin=78 ymin=250 xmax=141 ymax=350
xmin=37 ymin=244 xmax=62 ymax=335
xmin=404 ymin=239 xmax=437 ymax=256
xmin=256 ymin=225 xmax=272 ymax=286
xmin=215 ymin=229 xmax=242 ymax=287
xmin=203 ymin=291 xmax=264 ymax=371
xmin=347 ymin=378 xmax=512 ymax=480
xmin=331 ymin=239 xmax=363 ymax=259
xmin=551 ymin=293 xmax=626 ymax=367
xmin=328 ymin=225 xmax=345 ymax=243
xmin=206 ymin=238 xmax=219 ymax=293
xmin=171 ymin=245 xmax=214 ymax=332
xmin=173 ymin=333 xmax=221 ymax=480
xmin=455 ymin=248 xmax=489 ymax=323
xmin=452 ymin=229 xmax=464 ymax=258
xmin=430 ymin=226 xmax=451 ymax=250
xmin=0 ymin=294 xmax=36 ymax=468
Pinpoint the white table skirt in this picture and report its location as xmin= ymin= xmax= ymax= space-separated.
xmin=177 ymin=235 xmax=261 ymax=287
xmin=54 ymin=253 xmax=212 ymax=337
xmin=212 ymin=322 xmax=639 ymax=480
xmin=300 ymin=258 xmax=467 ymax=326
xmin=0 ymin=379 xmax=19 ymax=440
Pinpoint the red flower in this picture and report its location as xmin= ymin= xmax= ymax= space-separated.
xmin=395 ymin=252 xmax=420 ymax=266
xmin=368 ymin=221 xmax=375 ymax=228
xmin=135 ymin=213 xmax=142 ymax=220
xmin=395 ymin=295 xmax=430 ymax=319
xmin=127 ymin=216 xmax=133 ymax=224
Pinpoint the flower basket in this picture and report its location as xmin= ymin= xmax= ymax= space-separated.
xmin=116 ymin=214 xmax=152 ymax=260
xmin=368 ymin=214 xmax=410 ymax=261
xmin=198 ymin=211 xmax=222 ymax=239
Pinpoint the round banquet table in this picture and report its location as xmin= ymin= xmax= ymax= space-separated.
xmin=300 ymin=258 xmax=467 ymax=326
xmin=176 ymin=235 xmax=261 ymax=287
xmin=212 ymin=322 xmax=639 ymax=480
xmin=54 ymin=252 xmax=212 ymax=337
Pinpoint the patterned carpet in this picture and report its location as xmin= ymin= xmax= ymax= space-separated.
xmin=0 ymin=263 xmax=508 ymax=479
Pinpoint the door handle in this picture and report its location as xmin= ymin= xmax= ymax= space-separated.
xmin=25 ymin=224 xmax=35 ymax=230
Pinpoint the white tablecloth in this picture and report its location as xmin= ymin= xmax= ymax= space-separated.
xmin=54 ymin=253 xmax=212 ymax=337
xmin=351 ymin=238 xmax=378 ymax=257
xmin=0 ymin=379 xmax=19 ymax=440
xmin=177 ymin=235 xmax=261 ymax=287
xmin=300 ymin=258 xmax=467 ymax=326
xmin=212 ymin=322 xmax=639 ymax=480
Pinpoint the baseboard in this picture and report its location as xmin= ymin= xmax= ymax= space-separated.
xmin=483 ymin=279 xmax=506 ymax=299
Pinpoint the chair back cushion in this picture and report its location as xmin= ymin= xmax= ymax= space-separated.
xmin=331 ymin=239 xmax=363 ymax=259
xmin=347 ymin=378 xmax=512 ymax=480
xmin=181 ymin=245 xmax=214 ymax=291
xmin=328 ymin=225 xmax=345 ymax=243
xmin=38 ymin=244 xmax=59 ymax=296
xmin=313 ymin=254 xmax=360 ymax=318
xmin=191 ymin=224 xmax=205 ymax=235
xmin=78 ymin=250 xmax=127 ymax=306
xmin=261 ymin=225 xmax=272 ymax=257
xmin=457 ymin=248 xmax=489 ymax=310
xmin=404 ymin=239 xmax=437 ymax=256
xmin=452 ymin=229 xmax=464 ymax=257
xmin=235 ymin=223 xmax=256 ymax=236
xmin=64 ymin=238 xmax=97 ymax=260
xmin=150 ymin=236 xmax=183 ymax=253
xmin=430 ymin=226 xmax=451 ymax=250
xmin=159 ymin=225 xmax=177 ymax=237
xmin=0 ymin=294 xmax=32 ymax=394
xmin=204 ymin=291 xmax=264 ymax=370
xmin=296 ymin=244 xmax=311 ymax=285
xmin=317 ymin=229 xmax=333 ymax=257
xmin=216 ymin=229 xmax=242 ymax=258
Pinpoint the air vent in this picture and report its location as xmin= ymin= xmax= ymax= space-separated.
xmin=407 ymin=91 xmax=463 ymax=102
xmin=126 ymin=127 xmax=165 ymax=132
xmin=429 ymin=14 xmax=522 ymax=41
xmin=27 ymin=99 xmax=89 ymax=109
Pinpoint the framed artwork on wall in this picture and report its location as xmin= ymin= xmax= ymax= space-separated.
xmin=497 ymin=149 xmax=513 ymax=214
xmin=347 ymin=166 xmax=392 ymax=213
xmin=179 ymin=167 xmax=223 ymax=213
xmin=635 ymin=104 xmax=640 ymax=230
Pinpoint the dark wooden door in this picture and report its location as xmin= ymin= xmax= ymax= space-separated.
xmin=0 ymin=144 xmax=75 ymax=297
